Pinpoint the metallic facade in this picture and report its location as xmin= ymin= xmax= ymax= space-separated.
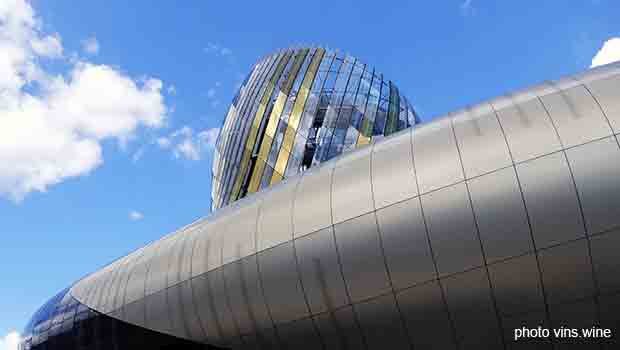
xmin=211 ymin=47 xmax=419 ymax=210
xmin=21 ymin=61 xmax=620 ymax=349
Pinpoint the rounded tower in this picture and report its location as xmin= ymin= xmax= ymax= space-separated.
xmin=211 ymin=47 xmax=420 ymax=210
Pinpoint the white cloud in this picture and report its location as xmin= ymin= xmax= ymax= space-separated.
xmin=81 ymin=36 xmax=99 ymax=55
xmin=0 ymin=331 xmax=20 ymax=350
xmin=167 ymin=84 xmax=176 ymax=95
xmin=129 ymin=210 xmax=143 ymax=220
xmin=591 ymin=37 xmax=620 ymax=67
xmin=156 ymin=137 xmax=171 ymax=149
xmin=158 ymin=126 xmax=220 ymax=161
xmin=220 ymin=47 xmax=232 ymax=56
xmin=174 ymin=137 xmax=201 ymax=160
xmin=198 ymin=127 xmax=219 ymax=148
xmin=0 ymin=0 xmax=167 ymax=201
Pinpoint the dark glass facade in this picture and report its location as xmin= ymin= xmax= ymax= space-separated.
xmin=19 ymin=288 xmax=221 ymax=350
xmin=211 ymin=47 xmax=420 ymax=210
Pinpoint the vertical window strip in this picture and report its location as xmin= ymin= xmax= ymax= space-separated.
xmin=247 ymin=49 xmax=310 ymax=194
xmin=270 ymin=48 xmax=326 ymax=184
xmin=229 ymin=50 xmax=293 ymax=202
xmin=384 ymin=81 xmax=400 ymax=135
xmin=219 ymin=52 xmax=283 ymax=207
xmin=214 ymin=54 xmax=279 ymax=208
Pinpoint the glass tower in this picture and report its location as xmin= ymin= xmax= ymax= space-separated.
xmin=211 ymin=47 xmax=420 ymax=210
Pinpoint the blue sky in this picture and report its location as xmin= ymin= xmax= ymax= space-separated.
xmin=0 ymin=0 xmax=619 ymax=346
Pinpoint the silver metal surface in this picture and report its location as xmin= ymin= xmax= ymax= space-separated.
xmin=257 ymin=177 xmax=297 ymax=250
xmin=46 ymin=61 xmax=620 ymax=349
xmin=452 ymin=103 xmax=512 ymax=178
xmin=331 ymin=145 xmax=373 ymax=224
xmin=371 ymin=128 xmax=418 ymax=210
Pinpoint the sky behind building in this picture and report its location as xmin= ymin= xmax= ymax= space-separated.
xmin=1 ymin=0 xmax=619 ymax=348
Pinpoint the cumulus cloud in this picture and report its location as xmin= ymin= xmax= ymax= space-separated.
xmin=591 ymin=37 xmax=620 ymax=67
xmin=81 ymin=36 xmax=99 ymax=55
xmin=129 ymin=210 xmax=143 ymax=220
xmin=156 ymin=126 xmax=220 ymax=161
xmin=0 ymin=331 xmax=20 ymax=350
xmin=0 ymin=0 xmax=168 ymax=201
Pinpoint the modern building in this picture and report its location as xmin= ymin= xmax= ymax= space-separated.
xmin=20 ymin=48 xmax=620 ymax=350
xmin=211 ymin=48 xmax=419 ymax=211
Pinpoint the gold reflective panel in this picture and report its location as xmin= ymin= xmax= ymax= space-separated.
xmin=230 ymin=51 xmax=292 ymax=202
xmin=271 ymin=48 xmax=325 ymax=184
xmin=247 ymin=49 xmax=309 ymax=194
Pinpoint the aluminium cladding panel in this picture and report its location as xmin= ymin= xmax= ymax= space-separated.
xmin=590 ymin=228 xmax=620 ymax=294
xmin=467 ymin=167 xmax=533 ymax=263
xmin=487 ymin=253 xmax=545 ymax=317
xmin=538 ymin=238 xmax=596 ymax=305
xmin=516 ymin=152 xmax=585 ymax=249
xmin=257 ymin=241 xmax=309 ymax=325
xmin=110 ymin=248 xmax=145 ymax=312
xmin=146 ymin=235 xmax=181 ymax=296
xmin=354 ymin=293 xmax=410 ymax=350
xmin=125 ymin=241 xmax=159 ymax=305
xmin=256 ymin=176 xmax=298 ymax=251
xmin=98 ymin=257 xmax=127 ymax=314
xmin=234 ymin=255 xmax=279 ymax=337
xmin=277 ymin=317 xmax=323 ymax=350
xmin=441 ymin=267 xmax=503 ymax=349
xmin=69 ymin=270 xmax=92 ymax=303
xmin=166 ymin=230 xmax=188 ymax=289
xmin=190 ymin=221 xmax=214 ymax=277
xmin=375 ymin=198 xmax=436 ymax=290
xmin=539 ymin=85 xmax=613 ymax=148
xmin=221 ymin=198 xmax=259 ymax=266
xmin=313 ymin=306 xmax=365 ymax=349
xmin=166 ymin=282 xmax=190 ymax=340
xmin=294 ymin=226 xmax=350 ymax=314
xmin=333 ymin=212 xmax=392 ymax=303
xmin=209 ymin=268 xmax=244 ymax=347
xmin=492 ymin=93 xmax=562 ymax=163
xmin=370 ymin=127 xmax=418 ymax=210
xmin=412 ymin=116 xmax=464 ymax=194
xmin=106 ymin=254 xmax=135 ymax=313
xmin=420 ymin=182 xmax=484 ymax=277
xmin=145 ymin=288 xmax=173 ymax=336
xmin=191 ymin=221 xmax=223 ymax=278
xmin=222 ymin=259 xmax=262 ymax=337
xmin=177 ymin=225 xmax=202 ymax=284
xmin=191 ymin=273 xmax=225 ymax=345
xmin=565 ymin=136 xmax=620 ymax=235
xmin=451 ymin=104 xmax=512 ymax=178
xmin=293 ymin=161 xmax=335 ymax=238
xmin=585 ymin=71 xmax=620 ymax=132
xmin=331 ymin=144 xmax=373 ymax=224
xmin=396 ymin=281 xmax=456 ymax=350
